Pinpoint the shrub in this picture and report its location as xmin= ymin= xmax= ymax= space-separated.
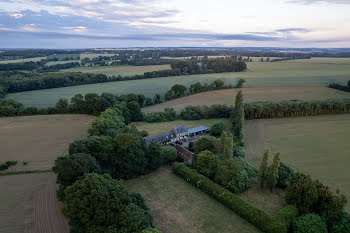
xmin=232 ymin=146 xmax=245 ymax=157
xmin=146 ymin=141 xmax=163 ymax=171
xmin=210 ymin=122 xmax=225 ymax=137
xmin=161 ymin=146 xmax=177 ymax=164
xmin=330 ymin=213 xmax=350 ymax=233
xmin=52 ymin=153 xmax=100 ymax=186
xmin=277 ymin=162 xmax=294 ymax=189
xmin=194 ymin=135 xmax=218 ymax=154
xmin=196 ymin=150 xmax=218 ymax=179
xmin=275 ymin=205 xmax=299 ymax=231
xmin=62 ymin=173 xmax=153 ymax=233
xmin=214 ymin=159 xmax=251 ymax=194
xmin=172 ymin=163 xmax=287 ymax=233
xmin=293 ymin=214 xmax=327 ymax=233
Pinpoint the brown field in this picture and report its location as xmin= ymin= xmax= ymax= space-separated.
xmin=0 ymin=172 xmax=69 ymax=233
xmin=143 ymin=86 xmax=350 ymax=113
xmin=0 ymin=114 xmax=95 ymax=172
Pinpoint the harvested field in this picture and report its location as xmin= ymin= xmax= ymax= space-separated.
xmin=61 ymin=64 xmax=171 ymax=77
xmin=0 ymin=57 xmax=46 ymax=64
xmin=8 ymin=57 xmax=350 ymax=107
xmin=142 ymin=87 xmax=350 ymax=113
xmin=0 ymin=172 xmax=69 ymax=233
xmin=244 ymin=114 xmax=350 ymax=211
xmin=125 ymin=166 xmax=259 ymax=233
xmin=132 ymin=118 xmax=231 ymax=137
xmin=0 ymin=114 xmax=95 ymax=172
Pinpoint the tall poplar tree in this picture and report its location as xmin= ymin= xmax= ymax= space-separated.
xmin=267 ymin=152 xmax=280 ymax=191
xmin=234 ymin=90 xmax=244 ymax=141
xmin=258 ymin=149 xmax=269 ymax=188
xmin=224 ymin=135 xmax=233 ymax=160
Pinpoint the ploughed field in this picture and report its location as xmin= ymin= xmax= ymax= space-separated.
xmin=142 ymin=86 xmax=350 ymax=113
xmin=0 ymin=114 xmax=95 ymax=233
xmin=125 ymin=166 xmax=260 ymax=233
xmin=7 ymin=58 xmax=350 ymax=107
xmin=244 ymin=114 xmax=350 ymax=211
xmin=0 ymin=173 xmax=69 ymax=233
xmin=0 ymin=114 xmax=94 ymax=171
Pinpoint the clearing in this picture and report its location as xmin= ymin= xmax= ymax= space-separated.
xmin=0 ymin=172 xmax=69 ymax=233
xmin=7 ymin=57 xmax=350 ymax=107
xmin=132 ymin=118 xmax=231 ymax=137
xmin=0 ymin=114 xmax=95 ymax=172
xmin=142 ymin=87 xmax=350 ymax=113
xmin=244 ymin=114 xmax=350 ymax=211
xmin=125 ymin=166 xmax=260 ymax=233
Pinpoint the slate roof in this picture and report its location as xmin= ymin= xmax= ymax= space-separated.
xmin=145 ymin=132 xmax=174 ymax=145
xmin=173 ymin=125 xmax=187 ymax=134
xmin=188 ymin=126 xmax=209 ymax=134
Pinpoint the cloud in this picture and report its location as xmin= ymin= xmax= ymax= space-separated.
xmin=287 ymin=0 xmax=350 ymax=4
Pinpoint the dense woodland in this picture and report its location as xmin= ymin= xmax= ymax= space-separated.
xmin=329 ymin=80 xmax=350 ymax=92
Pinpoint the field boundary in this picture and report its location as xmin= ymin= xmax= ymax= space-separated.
xmin=0 ymin=170 xmax=52 ymax=176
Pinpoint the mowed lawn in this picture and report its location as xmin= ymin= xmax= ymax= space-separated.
xmin=7 ymin=57 xmax=350 ymax=107
xmin=0 ymin=172 xmax=69 ymax=233
xmin=244 ymin=114 xmax=350 ymax=211
xmin=0 ymin=114 xmax=95 ymax=171
xmin=61 ymin=64 xmax=171 ymax=77
xmin=132 ymin=118 xmax=231 ymax=137
xmin=125 ymin=166 xmax=260 ymax=233
xmin=143 ymin=87 xmax=350 ymax=113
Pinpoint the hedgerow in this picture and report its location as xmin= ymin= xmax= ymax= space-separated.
xmin=172 ymin=162 xmax=287 ymax=233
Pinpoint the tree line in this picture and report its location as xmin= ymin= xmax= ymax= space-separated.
xmin=329 ymin=81 xmax=350 ymax=93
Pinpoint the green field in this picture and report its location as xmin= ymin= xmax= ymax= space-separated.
xmin=6 ymin=58 xmax=350 ymax=107
xmin=143 ymin=87 xmax=350 ymax=113
xmin=244 ymin=114 xmax=350 ymax=211
xmin=0 ymin=57 xmax=46 ymax=64
xmin=132 ymin=118 xmax=231 ymax=137
xmin=125 ymin=166 xmax=259 ymax=233
xmin=61 ymin=64 xmax=171 ymax=77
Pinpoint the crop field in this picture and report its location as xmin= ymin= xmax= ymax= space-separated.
xmin=80 ymin=53 xmax=118 ymax=59
xmin=244 ymin=114 xmax=350 ymax=211
xmin=0 ymin=57 xmax=46 ymax=64
xmin=125 ymin=166 xmax=259 ymax=233
xmin=61 ymin=64 xmax=171 ymax=77
xmin=7 ymin=57 xmax=350 ymax=107
xmin=0 ymin=114 xmax=95 ymax=172
xmin=142 ymin=87 xmax=350 ymax=113
xmin=132 ymin=118 xmax=231 ymax=137
xmin=0 ymin=172 xmax=68 ymax=233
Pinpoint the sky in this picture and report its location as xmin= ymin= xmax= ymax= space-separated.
xmin=0 ymin=0 xmax=349 ymax=48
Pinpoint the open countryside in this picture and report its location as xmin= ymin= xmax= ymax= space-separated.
xmin=5 ymin=58 xmax=350 ymax=107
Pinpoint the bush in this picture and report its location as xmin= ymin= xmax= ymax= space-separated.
xmin=172 ymin=163 xmax=287 ymax=233
xmin=210 ymin=122 xmax=225 ymax=137
xmin=146 ymin=141 xmax=163 ymax=171
xmin=196 ymin=150 xmax=218 ymax=179
xmin=194 ymin=135 xmax=218 ymax=154
xmin=62 ymin=173 xmax=153 ymax=233
xmin=275 ymin=205 xmax=299 ymax=231
xmin=277 ymin=162 xmax=294 ymax=189
xmin=293 ymin=214 xmax=327 ymax=233
xmin=330 ymin=213 xmax=350 ymax=233
xmin=52 ymin=153 xmax=101 ymax=186
xmin=161 ymin=146 xmax=177 ymax=164
xmin=232 ymin=146 xmax=245 ymax=157
xmin=214 ymin=159 xmax=251 ymax=194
